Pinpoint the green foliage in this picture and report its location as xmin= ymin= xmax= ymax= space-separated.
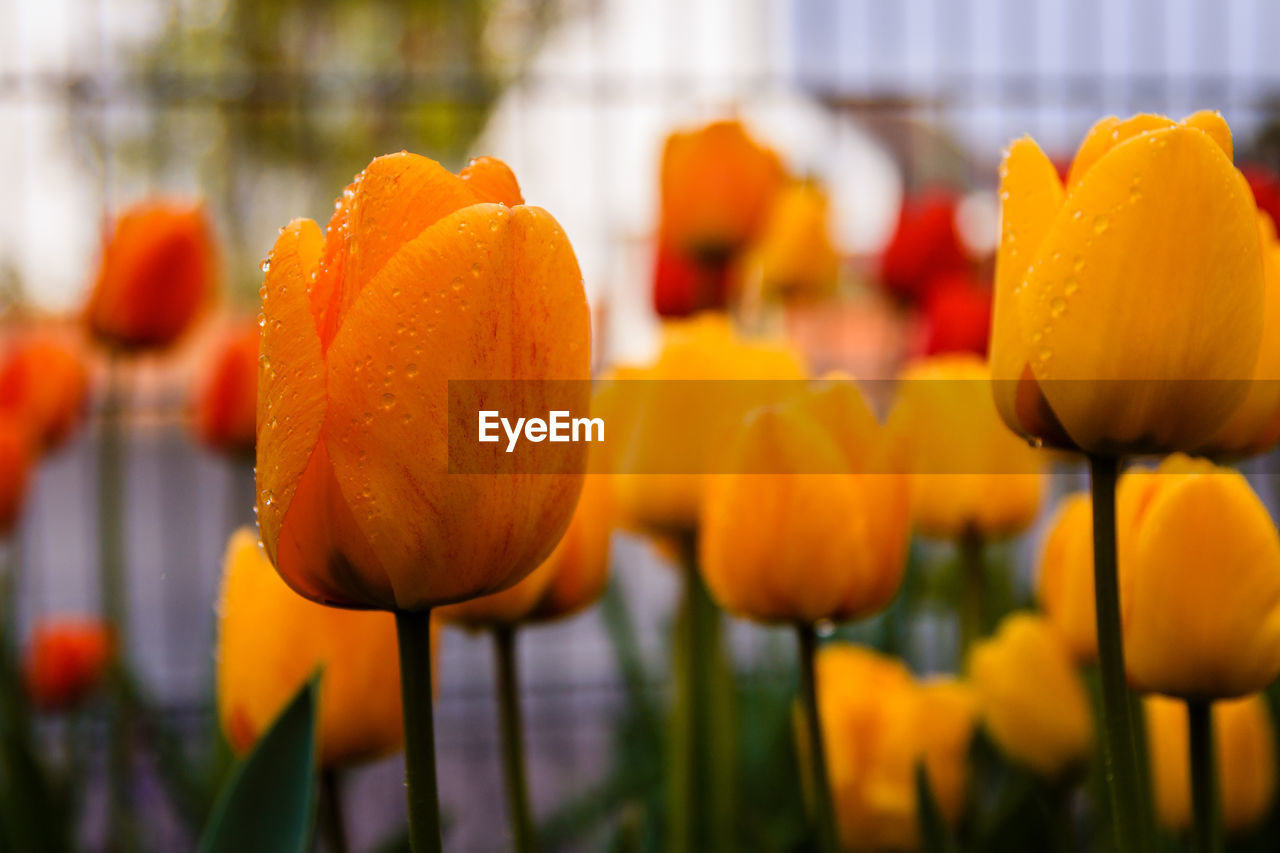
xmin=197 ymin=673 xmax=320 ymax=853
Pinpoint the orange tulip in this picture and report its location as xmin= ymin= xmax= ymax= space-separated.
xmin=0 ymin=335 xmax=89 ymax=452
xmin=192 ymin=321 xmax=259 ymax=455
xmin=256 ymin=153 xmax=590 ymax=611
xmin=0 ymin=414 xmax=32 ymax=536
xmin=700 ymin=381 xmax=910 ymax=624
xmin=744 ymin=181 xmax=840 ymax=303
xmin=659 ymin=120 xmax=787 ymax=260
xmin=217 ymin=528 xmax=407 ymax=766
xmin=441 ymin=472 xmax=613 ymax=626
xmin=24 ymin=617 xmax=112 ymax=711
xmin=86 ymin=199 xmax=216 ymax=350
xmin=1035 ymin=492 xmax=1098 ymax=662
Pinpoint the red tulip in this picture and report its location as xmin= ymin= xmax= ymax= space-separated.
xmin=921 ymin=273 xmax=992 ymax=357
xmin=879 ymin=190 xmax=970 ymax=303
xmin=24 ymin=618 xmax=113 ymax=711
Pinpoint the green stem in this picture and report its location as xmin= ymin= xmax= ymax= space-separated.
xmin=1088 ymin=455 xmax=1151 ymax=853
xmin=958 ymin=532 xmax=985 ymax=668
xmin=395 ymin=610 xmax=442 ymax=853
xmin=1187 ymin=700 xmax=1222 ymax=853
xmin=494 ymin=626 xmax=536 ymax=853
xmin=318 ymin=769 xmax=350 ymax=853
xmin=668 ymin=533 xmax=735 ymax=853
xmin=98 ymin=354 xmax=137 ymax=851
xmin=795 ymin=623 xmax=839 ymax=853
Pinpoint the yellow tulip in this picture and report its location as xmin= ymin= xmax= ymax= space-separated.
xmin=1198 ymin=214 xmax=1280 ymax=456
xmin=970 ymin=613 xmax=1093 ymax=778
xmin=1146 ymin=693 xmax=1276 ymax=835
xmin=887 ymin=354 xmax=1044 ymax=540
xmin=992 ymin=112 xmax=1265 ymax=455
xmin=700 ymin=380 xmax=909 ymax=624
xmin=817 ymin=645 xmax=978 ymax=851
xmin=745 ymin=181 xmax=840 ymax=303
xmin=1035 ymin=493 xmax=1097 ymax=662
xmin=1121 ymin=455 xmax=1280 ymax=699
xmin=612 ymin=314 xmax=805 ymax=534
xmin=440 ymin=472 xmax=614 ymax=626
xmin=216 ymin=528 xmax=407 ymax=766
xmin=256 ymin=153 xmax=590 ymax=611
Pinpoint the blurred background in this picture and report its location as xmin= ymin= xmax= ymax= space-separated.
xmin=5 ymin=0 xmax=1280 ymax=849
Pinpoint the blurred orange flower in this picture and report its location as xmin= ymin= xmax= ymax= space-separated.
xmin=0 ymin=414 xmax=32 ymax=536
xmin=86 ymin=199 xmax=216 ymax=350
xmin=744 ymin=180 xmax=840 ymax=304
xmin=0 ymin=335 xmax=89 ymax=453
xmin=192 ymin=321 xmax=259 ymax=456
xmin=659 ymin=119 xmax=787 ymax=261
xmin=217 ymin=528 xmax=406 ymax=766
xmin=24 ymin=617 xmax=112 ymax=711
xmin=256 ymin=153 xmax=590 ymax=611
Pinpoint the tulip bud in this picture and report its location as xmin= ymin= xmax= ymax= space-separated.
xmin=659 ymin=120 xmax=787 ymax=261
xmin=24 ymin=617 xmax=112 ymax=711
xmin=817 ymin=645 xmax=977 ymax=850
xmin=192 ymin=321 xmax=258 ymax=456
xmin=887 ymin=354 xmax=1044 ymax=541
xmin=992 ymin=113 xmax=1265 ymax=455
xmin=217 ymin=528 xmax=407 ymax=766
xmin=256 ymin=153 xmax=590 ymax=611
xmin=744 ymin=181 xmax=840 ymax=303
xmin=1035 ymin=493 xmax=1097 ymax=662
xmin=1146 ymin=693 xmax=1276 ymax=835
xmin=86 ymin=199 xmax=216 ymax=350
xmin=0 ymin=414 xmax=32 ymax=536
xmin=970 ymin=613 xmax=1093 ymax=778
xmin=1121 ymin=455 xmax=1280 ymax=699
xmin=700 ymin=381 xmax=909 ymax=624
xmin=0 ymin=335 xmax=89 ymax=452
xmin=612 ymin=314 xmax=805 ymax=535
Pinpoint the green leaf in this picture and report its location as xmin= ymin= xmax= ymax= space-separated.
xmin=197 ymin=673 xmax=320 ymax=853
xmin=916 ymin=761 xmax=958 ymax=853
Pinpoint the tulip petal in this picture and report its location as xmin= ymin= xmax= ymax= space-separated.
xmin=315 ymin=154 xmax=482 ymax=349
xmin=992 ymin=137 xmax=1065 ymax=435
xmin=256 ymin=219 xmax=326 ymax=567
xmin=324 ymin=203 xmax=591 ymax=610
xmin=1035 ymin=493 xmax=1096 ymax=662
xmin=1066 ymin=114 xmax=1175 ymax=189
xmin=1022 ymin=125 xmax=1264 ymax=453
xmin=1127 ymin=470 xmax=1280 ymax=698
xmin=460 ymin=156 xmax=525 ymax=206
xmin=1182 ymin=109 xmax=1233 ymax=160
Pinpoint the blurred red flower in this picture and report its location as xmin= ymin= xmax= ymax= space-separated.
xmin=25 ymin=618 xmax=113 ymax=711
xmin=879 ymin=189 xmax=971 ymax=303
xmin=921 ymin=272 xmax=992 ymax=357
xmin=1245 ymin=165 xmax=1280 ymax=229
xmin=192 ymin=321 xmax=259 ymax=456
xmin=652 ymin=235 xmax=732 ymax=317
xmin=0 ymin=335 xmax=89 ymax=453
xmin=0 ymin=415 xmax=31 ymax=536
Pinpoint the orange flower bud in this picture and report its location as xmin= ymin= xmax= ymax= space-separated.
xmin=441 ymin=472 xmax=613 ymax=626
xmin=612 ymin=314 xmax=805 ymax=535
xmin=217 ymin=528 xmax=408 ymax=766
xmin=24 ymin=617 xmax=112 ymax=711
xmin=256 ymin=153 xmax=590 ymax=611
xmin=970 ymin=613 xmax=1094 ymax=778
xmin=86 ymin=199 xmax=216 ymax=350
xmin=700 ymin=381 xmax=909 ymax=624
xmin=0 ymin=335 xmax=89 ymax=452
xmin=888 ymin=355 xmax=1044 ymax=540
xmin=192 ymin=321 xmax=259 ymax=456
xmin=817 ymin=645 xmax=978 ymax=850
xmin=659 ymin=120 xmax=787 ymax=260
xmin=1146 ymin=693 xmax=1276 ymax=835
xmin=744 ymin=181 xmax=840 ymax=303
xmin=0 ymin=414 xmax=32 ymax=536
xmin=1035 ymin=493 xmax=1097 ymax=662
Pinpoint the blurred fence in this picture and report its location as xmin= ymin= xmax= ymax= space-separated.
xmin=6 ymin=0 xmax=1280 ymax=849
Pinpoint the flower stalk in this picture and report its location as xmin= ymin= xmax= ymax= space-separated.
xmin=795 ymin=622 xmax=838 ymax=853
xmin=395 ymin=610 xmax=442 ymax=853
xmin=1187 ymin=700 xmax=1222 ymax=853
xmin=494 ymin=625 xmax=535 ymax=853
xmin=1088 ymin=455 xmax=1151 ymax=852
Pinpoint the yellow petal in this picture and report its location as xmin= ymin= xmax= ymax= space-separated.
xmin=1035 ymin=492 xmax=1097 ymax=662
xmin=1127 ymin=467 xmax=1280 ymax=698
xmin=1023 ymin=125 xmax=1263 ymax=453
xmin=256 ymin=219 xmax=325 ymax=569
xmin=1182 ymin=109 xmax=1233 ymax=160
xmin=992 ymin=136 xmax=1065 ymax=438
xmin=323 ymin=203 xmax=591 ymax=610
xmin=1066 ymin=114 xmax=1175 ymax=188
